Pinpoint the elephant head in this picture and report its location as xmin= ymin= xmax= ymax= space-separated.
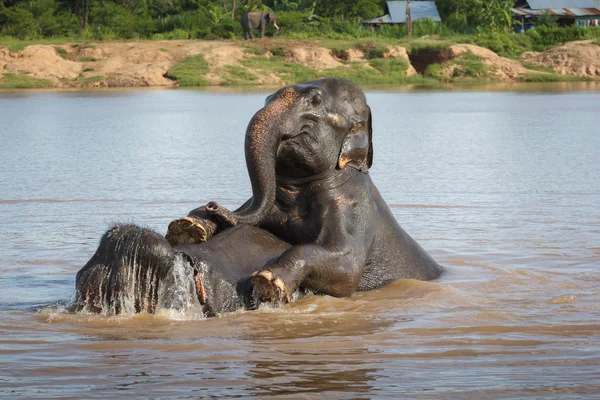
xmin=234 ymin=78 xmax=373 ymax=226
xmin=266 ymin=11 xmax=279 ymax=31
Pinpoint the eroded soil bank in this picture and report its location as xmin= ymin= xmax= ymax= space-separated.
xmin=1 ymin=39 xmax=599 ymax=89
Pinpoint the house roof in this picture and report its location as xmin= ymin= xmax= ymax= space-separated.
xmin=526 ymin=0 xmax=600 ymax=9
xmin=363 ymin=1 xmax=441 ymax=24
xmin=512 ymin=0 xmax=600 ymax=17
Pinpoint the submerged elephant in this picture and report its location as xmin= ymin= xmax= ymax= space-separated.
xmin=72 ymin=223 xmax=294 ymax=316
xmin=73 ymin=78 xmax=442 ymax=317
xmin=241 ymin=11 xmax=279 ymax=40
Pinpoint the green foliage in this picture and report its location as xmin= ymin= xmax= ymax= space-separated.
xmin=166 ymin=54 xmax=210 ymax=86
xmin=475 ymin=32 xmax=532 ymax=57
xmin=55 ymin=47 xmax=68 ymax=59
xmin=0 ymin=73 xmax=53 ymax=89
xmin=355 ymin=41 xmax=387 ymax=59
xmin=8 ymin=43 xmax=28 ymax=52
xmin=368 ymin=57 xmax=409 ymax=75
xmin=435 ymin=0 xmax=513 ymax=34
xmin=76 ymin=75 xmax=103 ymax=84
xmin=424 ymin=51 xmax=489 ymax=81
xmin=79 ymin=57 xmax=98 ymax=62
xmin=525 ymin=26 xmax=586 ymax=50
xmin=220 ymin=65 xmax=258 ymax=85
xmin=321 ymin=63 xmax=435 ymax=85
xmin=535 ymin=13 xmax=559 ymax=29
xmin=409 ymin=41 xmax=451 ymax=55
xmin=241 ymin=55 xmax=319 ymax=84
xmin=521 ymin=62 xmax=554 ymax=74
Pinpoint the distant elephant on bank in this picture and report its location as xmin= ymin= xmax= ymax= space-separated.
xmin=241 ymin=11 xmax=279 ymax=40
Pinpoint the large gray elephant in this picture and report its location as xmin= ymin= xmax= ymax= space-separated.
xmin=73 ymin=78 xmax=443 ymax=317
xmin=241 ymin=10 xmax=279 ymax=40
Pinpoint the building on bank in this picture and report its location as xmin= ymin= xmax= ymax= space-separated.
xmin=512 ymin=0 xmax=600 ymax=31
xmin=362 ymin=1 xmax=441 ymax=27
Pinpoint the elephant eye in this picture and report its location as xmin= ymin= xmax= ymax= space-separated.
xmin=310 ymin=95 xmax=322 ymax=107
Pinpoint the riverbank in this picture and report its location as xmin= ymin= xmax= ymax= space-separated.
xmin=1 ymin=38 xmax=599 ymax=89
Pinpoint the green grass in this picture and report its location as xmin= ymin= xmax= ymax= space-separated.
xmin=321 ymin=63 xmax=436 ymax=85
xmin=166 ymin=54 xmax=210 ymax=86
xmin=521 ymin=61 xmax=555 ymax=73
xmin=55 ymin=47 xmax=68 ymax=59
xmin=71 ymin=43 xmax=95 ymax=49
xmin=83 ymin=67 xmax=95 ymax=72
xmin=594 ymin=39 xmax=600 ymax=46
xmin=76 ymin=75 xmax=103 ymax=84
xmin=220 ymin=65 xmax=258 ymax=86
xmin=79 ymin=56 xmax=98 ymax=62
xmin=8 ymin=43 xmax=28 ymax=52
xmin=159 ymin=48 xmax=168 ymax=52
xmin=242 ymin=45 xmax=268 ymax=56
xmin=0 ymin=73 xmax=53 ymax=89
xmin=238 ymin=53 xmax=436 ymax=86
xmin=408 ymin=41 xmax=452 ymax=55
xmin=424 ymin=52 xmax=489 ymax=81
xmin=241 ymin=56 xmax=320 ymax=84
xmin=0 ymin=37 xmax=79 ymax=50
xmin=354 ymin=41 xmax=388 ymax=59
xmin=517 ymin=73 xmax=593 ymax=83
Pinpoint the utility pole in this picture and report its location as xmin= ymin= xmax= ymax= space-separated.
xmin=406 ymin=0 xmax=412 ymax=37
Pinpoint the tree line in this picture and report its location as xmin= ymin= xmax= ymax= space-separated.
xmin=0 ymin=0 xmax=594 ymax=41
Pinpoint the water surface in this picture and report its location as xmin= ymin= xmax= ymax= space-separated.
xmin=1 ymin=85 xmax=599 ymax=398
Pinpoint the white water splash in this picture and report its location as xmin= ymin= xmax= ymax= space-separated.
xmin=155 ymin=253 xmax=205 ymax=320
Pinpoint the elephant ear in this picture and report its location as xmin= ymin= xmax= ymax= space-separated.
xmin=337 ymin=106 xmax=373 ymax=172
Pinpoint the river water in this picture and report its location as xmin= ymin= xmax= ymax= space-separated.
xmin=1 ymin=83 xmax=599 ymax=398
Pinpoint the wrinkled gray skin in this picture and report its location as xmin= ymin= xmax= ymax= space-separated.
xmin=72 ymin=224 xmax=292 ymax=316
xmin=241 ymin=11 xmax=279 ymax=40
xmin=190 ymin=78 xmax=443 ymax=302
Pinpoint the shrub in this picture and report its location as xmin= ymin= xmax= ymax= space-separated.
xmin=525 ymin=25 xmax=586 ymax=50
xmin=475 ymin=32 xmax=532 ymax=57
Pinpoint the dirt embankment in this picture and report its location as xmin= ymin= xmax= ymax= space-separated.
xmin=522 ymin=40 xmax=600 ymax=78
xmin=0 ymin=39 xmax=598 ymax=88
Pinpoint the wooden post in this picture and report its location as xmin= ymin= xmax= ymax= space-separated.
xmin=232 ymin=0 xmax=236 ymax=18
xmin=406 ymin=0 xmax=413 ymax=37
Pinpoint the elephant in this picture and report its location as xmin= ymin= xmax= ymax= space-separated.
xmin=241 ymin=11 xmax=279 ymax=40
xmin=72 ymin=223 xmax=296 ymax=316
xmin=168 ymin=77 xmax=443 ymax=307
xmin=72 ymin=78 xmax=443 ymax=317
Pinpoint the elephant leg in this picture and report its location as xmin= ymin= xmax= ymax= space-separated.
xmin=249 ymin=29 xmax=254 ymax=40
xmin=73 ymin=224 xmax=180 ymax=314
xmin=248 ymin=242 xmax=366 ymax=307
xmin=260 ymin=24 xmax=265 ymax=38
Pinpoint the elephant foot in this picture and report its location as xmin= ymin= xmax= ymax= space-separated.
xmin=166 ymin=216 xmax=215 ymax=246
xmin=249 ymin=269 xmax=291 ymax=307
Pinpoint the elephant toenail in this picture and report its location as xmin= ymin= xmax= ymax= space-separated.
xmin=272 ymin=276 xmax=286 ymax=293
xmin=258 ymin=270 xmax=274 ymax=280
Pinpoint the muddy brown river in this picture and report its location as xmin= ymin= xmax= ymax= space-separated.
xmin=1 ymin=84 xmax=599 ymax=398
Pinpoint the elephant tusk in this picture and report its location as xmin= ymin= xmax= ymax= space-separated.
xmin=273 ymin=23 xmax=280 ymax=30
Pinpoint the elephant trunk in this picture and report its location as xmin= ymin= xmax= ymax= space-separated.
xmin=234 ymin=88 xmax=299 ymax=226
